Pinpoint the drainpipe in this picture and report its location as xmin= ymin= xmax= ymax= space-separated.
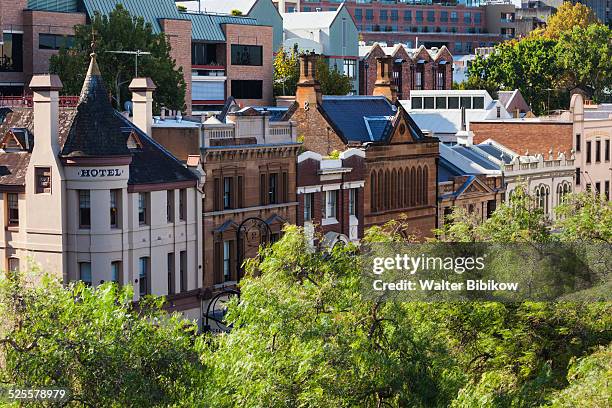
xmin=435 ymin=156 xmax=439 ymax=232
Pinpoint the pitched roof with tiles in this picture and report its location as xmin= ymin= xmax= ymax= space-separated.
xmin=0 ymin=57 xmax=197 ymax=190
xmin=319 ymin=96 xmax=396 ymax=143
xmin=61 ymin=54 xmax=131 ymax=158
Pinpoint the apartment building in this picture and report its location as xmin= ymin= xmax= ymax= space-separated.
xmin=283 ymin=53 xmax=440 ymax=238
xmin=0 ymin=54 xmax=202 ymax=307
xmin=274 ymin=0 xmax=518 ymax=54
xmin=359 ymin=43 xmax=453 ymax=99
xmin=0 ymin=0 xmax=275 ymax=114
xmin=150 ymin=98 xmax=300 ymax=289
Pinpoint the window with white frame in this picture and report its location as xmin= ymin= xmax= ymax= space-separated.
xmin=324 ymin=190 xmax=338 ymax=219
xmin=304 ymin=193 xmax=314 ymax=221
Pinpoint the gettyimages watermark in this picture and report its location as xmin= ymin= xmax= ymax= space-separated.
xmin=360 ymin=242 xmax=612 ymax=302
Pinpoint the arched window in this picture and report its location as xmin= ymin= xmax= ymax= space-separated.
xmin=535 ymin=184 xmax=550 ymax=214
xmin=377 ymin=170 xmax=384 ymax=211
xmin=370 ymin=171 xmax=377 ymax=212
xmin=416 ymin=166 xmax=423 ymax=205
xmin=384 ymin=169 xmax=390 ymax=210
xmin=422 ymin=166 xmax=428 ymax=205
xmin=398 ymin=168 xmax=404 ymax=208
xmin=391 ymin=169 xmax=397 ymax=209
xmin=404 ymin=167 xmax=410 ymax=207
xmin=410 ymin=167 xmax=416 ymax=206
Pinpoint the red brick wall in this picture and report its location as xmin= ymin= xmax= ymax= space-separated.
xmin=151 ymin=127 xmax=200 ymax=161
xmin=22 ymin=11 xmax=85 ymax=80
xmin=471 ymin=121 xmax=573 ymax=156
xmin=359 ymin=44 xmax=453 ymax=98
xmin=160 ymin=19 xmax=192 ymax=115
xmin=291 ymin=105 xmax=347 ymax=156
xmin=223 ymin=24 xmax=273 ymax=107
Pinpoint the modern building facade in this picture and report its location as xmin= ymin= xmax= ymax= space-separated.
xmin=401 ymin=89 xmax=512 ymax=143
xmin=0 ymin=0 xmax=275 ymax=114
xmin=282 ymin=4 xmax=360 ymax=92
xmin=359 ymin=43 xmax=453 ymax=99
xmin=0 ymin=54 xmax=202 ymax=304
xmin=274 ymin=0 xmax=518 ymax=54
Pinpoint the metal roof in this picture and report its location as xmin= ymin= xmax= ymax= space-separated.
xmin=475 ymin=143 xmax=513 ymax=164
xmin=81 ymin=0 xmax=257 ymax=41
xmin=451 ymin=145 xmax=500 ymax=171
xmin=188 ymin=12 xmax=257 ymax=42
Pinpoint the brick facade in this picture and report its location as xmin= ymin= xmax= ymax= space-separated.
xmin=223 ymin=23 xmax=274 ymax=107
xmin=360 ymin=44 xmax=452 ymax=99
xmin=202 ymin=145 xmax=298 ymax=288
xmin=151 ymin=126 xmax=200 ymax=162
xmin=288 ymin=54 xmax=439 ymax=239
xmin=160 ymin=18 xmax=193 ymax=114
xmin=471 ymin=121 xmax=573 ymax=156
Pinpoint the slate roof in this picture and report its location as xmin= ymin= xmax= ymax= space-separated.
xmin=451 ymin=145 xmax=500 ymax=171
xmin=61 ymin=54 xmax=131 ymax=158
xmin=438 ymin=157 xmax=464 ymax=183
xmin=0 ymin=55 xmax=197 ymax=190
xmin=81 ymin=0 xmax=257 ymax=42
xmin=319 ymin=96 xmax=397 ymax=143
xmin=475 ymin=143 xmax=513 ymax=164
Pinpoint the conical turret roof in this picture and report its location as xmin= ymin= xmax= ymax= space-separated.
xmin=60 ymin=53 xmax=131 ymax=158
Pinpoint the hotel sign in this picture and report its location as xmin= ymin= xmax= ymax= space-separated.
xmin=78 ymin=168 xmax=124 ymax=177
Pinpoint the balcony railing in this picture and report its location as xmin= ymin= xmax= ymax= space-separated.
xmin=0 ymin=95 xmax=80 ymax=108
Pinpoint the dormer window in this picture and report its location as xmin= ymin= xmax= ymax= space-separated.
xmin=126 ymin=130 xmax=143 ymax=150
xmin=1 ymin=128 xmax=31 ymax=152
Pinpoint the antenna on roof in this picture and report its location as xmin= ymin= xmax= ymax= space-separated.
xmin=105 ymin=50 xmax=152 ymax=77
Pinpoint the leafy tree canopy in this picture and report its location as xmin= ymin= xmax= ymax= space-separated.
xmin=542 ymin=2 xmax=600 ymax=38
xmin=273 ymin=46 xmax=353 ymax=97
xmin=0 ymin=276 xmax=205 ymax=406
xmin=464 ymin=3 xmax=611 ymax=112
xmin=49 ymin=4 xmax=186 ymax=113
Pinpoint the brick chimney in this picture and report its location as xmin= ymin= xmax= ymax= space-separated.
xmin=129 ymin=77 xmax=157 ymax=135
xmin=372 ymin=56 xmax=397 ymax=102
xmin=295 ymin=52 xmax=322 ymax=108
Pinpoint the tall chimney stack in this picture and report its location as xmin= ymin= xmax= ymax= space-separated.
xmin=372 ymin=56 xmax=397 ymax=102
xmin=129 ymin=77 xmax=157 ymax=135
xmin=29 ymin=74 xmax=63 ymax=157
xmin=295 ymin=52 xmax=322 ymax=108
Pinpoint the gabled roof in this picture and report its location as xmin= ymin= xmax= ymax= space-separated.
xmin=60 ymin=54 xmax=131 ymax=158
xmin=319 ymin=96 xmax=396 ymax=143
xmin=281 ymin=5 xmax=344 ymax=30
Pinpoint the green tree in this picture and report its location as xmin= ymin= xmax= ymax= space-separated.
xmin=466 ymin=37 xmax=564 ymax=115
xmin=555 ymin=24 xmax=612 ymax=103
xmin=316 ymin=57 xmax=353 ymax=96
xmin=555 ymin=192 xmax=612 ymax=243
xmin=543 ymin=2 xmax=600 ymax=38
xmin=273 ymin=47 xmax=352 ymax=97
xmin=273 ymin=45 xmax=300 ymax=97
xmin=0 ymin=275 xmax=205 ymax=406
xmin=49 ymin=4 xmax=186 ymax=113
